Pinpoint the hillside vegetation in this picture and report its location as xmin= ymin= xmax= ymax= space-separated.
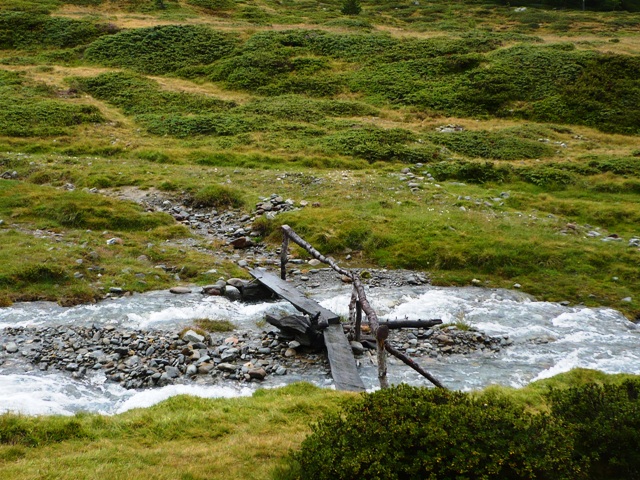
xmin=1 ymin=371 xmax=639 ymax=479
xmin=0 ymin=0 xmax=638 ymax=320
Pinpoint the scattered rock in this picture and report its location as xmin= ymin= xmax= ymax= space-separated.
xmin=170 ymin=286 xmax=192 ymax=294
xmin=182 ymin=330 xmax=205 ymax=343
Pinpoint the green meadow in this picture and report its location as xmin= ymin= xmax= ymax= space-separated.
xmin=1 ymin=1 xmax=640 ymax=477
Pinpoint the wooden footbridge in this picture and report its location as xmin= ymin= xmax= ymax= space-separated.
xmin=249 ymin=268 xmax=366 ymax=392
xmin=247 ymin=225 xmax=446 ymax=393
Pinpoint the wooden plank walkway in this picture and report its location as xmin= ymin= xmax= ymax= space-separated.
xmin=249 ymin=268 xmax=365 ymax=392
xmin=249 ymin=269 xmax=340 ymax=325
xmin=323 ymin=324 xmax=366 ymax=392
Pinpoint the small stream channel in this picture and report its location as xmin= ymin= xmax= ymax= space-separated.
xmin=1 ymin=283 xmax=639 ymax=415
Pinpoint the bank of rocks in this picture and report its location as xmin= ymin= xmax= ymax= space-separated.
xmin=1 ymin=320 xmax=511 ymax=389
xmin=0 ymin=325 xmax=328 ymax=389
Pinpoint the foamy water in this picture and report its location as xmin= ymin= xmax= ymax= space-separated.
xmin=1 ymin=285 xmax=638 ymax=415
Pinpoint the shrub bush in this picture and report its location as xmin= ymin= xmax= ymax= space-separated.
xmin=186 ymin=0 xmax=234 ymax=11
xmin=291 ymin=385 xmax=580 ymax=480
xmin=0 ymin=12 xmax=115 ymax=50
xmin=72 ymin=72 xmax=234 ymax=115
xmin=323 ymin=127 xmax=439 ymax=163
xmin=0 ymin=70 xmax=103 ymax=137
xmin=427 ymin=131 xmax=555 ymax=160
xmin=548 ymin=380 xmax=640 ymax=479
xmin=189 ymin=184 xmax=244 ymax=209
xmin=84 ymin=25 xmax=237 ymax=74
xmin=428 ymin=160 xmax=511 ymax=184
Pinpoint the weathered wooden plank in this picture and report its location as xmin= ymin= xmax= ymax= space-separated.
xmin=249 ymin=268 xmax=340 ymax=325
xmin=323 ymin=324 xmax=366 ymax=392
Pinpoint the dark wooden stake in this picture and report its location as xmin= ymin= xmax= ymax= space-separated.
xmin=280 ymin=234 xmax=289 ymax=280
xmin=384 ymin=342 xmax=445 ymax=389
xmin=380 ymin=319 xmax=442 ymax=329
xmin=355 ymin=301 xmax=362 ymax=342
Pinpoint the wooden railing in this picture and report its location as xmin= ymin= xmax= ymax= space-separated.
xmin=280 ymin=225 xmax=446 ymax=390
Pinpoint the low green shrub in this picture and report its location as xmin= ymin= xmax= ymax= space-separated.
xmin=72 ymin=72 xmax=234 ymax=115
xmin=290 ymin=385 xmax=580 ymax=480
xmin=186 ymin=0 xmax=234 ymax=11
xmin=238 ymin=95 xmax=377 ymax=122
xmin=323 ymin=127 xmax=439 ymax=163
xmin=548 ymin=380 xmax=640 ymax=479
xmin=84 ymin=25 xmax=237 ymax=74
xmin=189 ymin=184 xmax=244 ymax=209
xmin=427 ymin=131 xmax=555 ymax=160
xmin=137 ymin=113 xmax=255 ymax=138
xmin=0 ymin=70 xmax=103 ymax=137
xmin=517 ymin=166 xmax=577 ymax=188
xmin=0 ymin=12 xmax=115 ymax=50
xmin=428 ymin=160 xmax=511 ymax=184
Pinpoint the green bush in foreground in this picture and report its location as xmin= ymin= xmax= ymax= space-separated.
xmin=549 ymin=381 xmax=640 ymax=480
xmin=290 ymin=385 xmax=580 ymax=480
xmin=287 ymin=381 xmax=640 ymax=480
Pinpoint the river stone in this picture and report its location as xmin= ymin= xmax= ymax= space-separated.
xmin=350 ymin=341 xmax=365 ymax=355
xmin=202 ymin=285 xmax=223 ymax=295
xmin=221 ymin=348 xmax=239 ymax=362
xmin=248 ymin=368 xmax=267 ymax=380
xmin=308 ymin=259 xmax=321 ymax=266
xmin=197 ymin=363 xmax=215 ymax=374
xmin=182 ymin=330 xmax=205 ymax=344
xmin=227 ymin=278 xmax=249 ymax=288
xmin=66 ymin=363 xmax=79 ymax=371
xmin=164 ymin=366 xmax=181 ymax=378
xmin=224 ymin=286 xmax=241 ymax=301
xmin=274 ymin=366 xmax=287 ymax=376
xmin=170 ymin=286 xmax=192 ymax=294
xmin=217 ymin=363 xmax=237 ymax=373
xmin=125 ymin=355 xmax=140 ymax=367
xmin=4 ymin=342 xmax=18 ymax=353
xmin=186 ymin=364 xmax=197 ymax=375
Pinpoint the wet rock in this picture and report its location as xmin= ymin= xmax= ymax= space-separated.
xmin=217 ymin=363 xmax=237 ymax=373
xmin=230 ymin=237 xmax=254 ymax=249
xmin=182 ymin=330 xmax=205 ymax=344
xmin=170 ymin=286 xmax=192 ymax=294
xmin=5 ymin=342 xmax=18 ymax=354
xmin=248 ymin=368 xmax=267 ymax=380
xmin=224 ymin=285 xmax=241 ymax=301
xmin=350 ymin=341 xmax=365 ymax=355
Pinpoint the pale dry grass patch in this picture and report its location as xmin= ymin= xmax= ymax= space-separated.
xmin=148 ymin=75 xmax=253 ymax=104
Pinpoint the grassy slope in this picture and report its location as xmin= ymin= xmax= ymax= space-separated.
xmin=0 ymin=371 xmax=638 ymax=479
xmin=0 ymin=2 xmax=638 ymax=315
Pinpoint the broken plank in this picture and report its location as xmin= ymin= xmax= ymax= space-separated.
xmin=249 ymin=268 xmax=340 ymax=325
xmin=323 ymin=324 xmax=366 ymax=392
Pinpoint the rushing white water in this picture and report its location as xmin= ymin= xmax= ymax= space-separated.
xmin=1 ymin=285 xmax=638 ymax=415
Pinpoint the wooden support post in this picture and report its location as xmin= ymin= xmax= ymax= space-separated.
xmin=385 ymin=342 xmax=445 ymax=389
xmin=376 ymin=324 xmax=389 ymax=389
xmin=380 ymin=319 xmax=442 ymax=329
xmin=280 ymin=234 xmax=289 ymax=280
xmin=355 ymin=301 xmax=362 ymax=342
xmin=348 ymin=286 xmax=357 ymax=324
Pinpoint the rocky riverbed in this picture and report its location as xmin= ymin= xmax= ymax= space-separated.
xmin=0 ymin=315 xmax=509 ymax=390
